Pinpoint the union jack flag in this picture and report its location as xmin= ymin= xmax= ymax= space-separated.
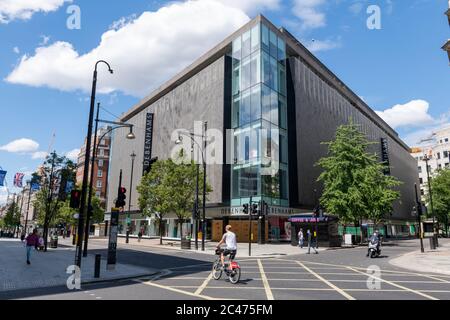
xmin=14 ymin=173 xmax=25 ymax=188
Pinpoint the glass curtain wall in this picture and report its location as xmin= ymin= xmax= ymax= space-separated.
xmin=231 ymin=22 xmax=289 ymax=207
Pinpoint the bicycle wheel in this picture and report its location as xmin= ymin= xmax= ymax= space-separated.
xmin=228 ymin=267 xmax=241 ymax=284
xmin=212 ymin=260 xmax=223 ymax=280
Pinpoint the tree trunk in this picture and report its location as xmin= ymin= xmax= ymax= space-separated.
xmin=359 ymin=219 xmax=363 ymax=245
xmin=159 ymin=218 xmax=163 ymax=245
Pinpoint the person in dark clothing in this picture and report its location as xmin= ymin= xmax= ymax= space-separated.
xmin=25 ymin=229 xmax=39 ymax=265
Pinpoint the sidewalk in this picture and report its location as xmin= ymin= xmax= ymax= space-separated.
xmin=92 ymin=236 xmax=326 ymax=258
xmin=389 ymin=238 xmax=450 ymax=275
xmin=0 ymin=239 xmax=157 ymax=292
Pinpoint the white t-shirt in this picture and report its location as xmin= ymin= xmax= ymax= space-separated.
xmin=222 ymin=231 xmax=237 ymax=250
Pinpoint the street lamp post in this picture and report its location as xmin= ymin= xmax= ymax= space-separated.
xmin=83 ymin=102 xmax=100 ymax=257
xmin=175 ymin=124 xmax=207 ymax=251
xmin=76 ymin=60 xmax=113 ymax=268
xmin=415 ymin=183 xmax=425 ymax=253
xmin=126 ymin=152 xmax=136 ymax=244
xmin=82 ymin=120 xmax=135 ymax=256
xmin=202 ymin=122 xmax=208 ymax=251
xmin=423 ymin=154 xmax=439 ymax=247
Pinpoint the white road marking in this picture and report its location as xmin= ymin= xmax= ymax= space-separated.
xmin=347 ymin=267 xmax=439 ymax=300
xmin=194 ymin=272 xmax=214 ymax=296
xmin=297 ymin=261 xmax=356 ymax=300
xmin=258 ymin=260 xmax=274 ymax=300
xmin=288 ymin=260 xmax=450 ymax=279
xmin=136 ymin=279 xmax=217 ymax=300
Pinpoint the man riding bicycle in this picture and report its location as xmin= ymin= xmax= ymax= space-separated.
xmin=216 ymin=225 xmax=237 ymax=271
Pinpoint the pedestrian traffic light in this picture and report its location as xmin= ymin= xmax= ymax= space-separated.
xmin=116 ymin=187 xmax=127 ymax=208
xmin=70 ymin=190 xmax=81 ymax=209
xmin=243 ymin=204 xmax=249 ymax=215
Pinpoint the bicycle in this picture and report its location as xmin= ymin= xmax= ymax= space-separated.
xmin=212 ymin=248 xmax=241 ymax=284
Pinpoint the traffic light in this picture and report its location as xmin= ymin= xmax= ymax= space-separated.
xmin=116 ymin=187 xmax=127 ymax=208
xmin=251 ymin=203 xmax=258 ymax=215
xmin=243 ymin=204 xmax=249 ymax=215
xmin=70 ymin=190 xmax=81 ymax=209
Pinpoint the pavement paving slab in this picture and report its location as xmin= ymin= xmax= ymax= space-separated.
xmin=0 ymin=239 xmax=157 ymax=293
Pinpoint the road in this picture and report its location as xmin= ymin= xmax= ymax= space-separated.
xmin=2 ymin=238 xmax=450 ymax=300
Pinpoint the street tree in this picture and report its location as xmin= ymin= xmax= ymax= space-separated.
xmin=33 ymin=152 xmax=76 ymax=250
xmin=317 ymin=121 xmax=401 ymax=239
xmin=137 ymin=151 xmax=212 ymax=244
xmin=3 ymin=200 xmax=20 ymax=232
xmin=428 ymin=168 xmax=450 ymax=236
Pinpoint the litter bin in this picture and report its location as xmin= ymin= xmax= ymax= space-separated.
xmin=50 ymin=236 xmax=58 ymax=248
xmin=181 ymin=236 xmax=191 ymax=250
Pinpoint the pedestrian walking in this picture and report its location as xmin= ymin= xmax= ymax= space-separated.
xmin=298 ymin=228 xmax=304 ymax=248
xmin=138 ymin=228 xmax=143 ymax=242
xmin=307 ymin=229 xmax=318 ymax=254
xmin=25 ymin=229 xmax=39 ymax=265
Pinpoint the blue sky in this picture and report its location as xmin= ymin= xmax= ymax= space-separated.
xmin=0 ymin=0 xmax=449 ymax=203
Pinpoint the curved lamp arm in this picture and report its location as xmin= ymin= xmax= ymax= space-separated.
xmin=95 ymin=60 xmax=113 ymax=74
xmin=177 ymin=132 xmax=205 ymax=164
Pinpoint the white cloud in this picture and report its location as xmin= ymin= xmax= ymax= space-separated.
xmin=215 ymin=0 xmax=280 ymax=14
xmin=375 ymin=100 xmax=435 ymax=129
xmin=348 ymin=2 xmax=364 ymax=15
xmin=0 ymin=0 xmax=71 ymax=24
xmin=403 ymin=123 xmax=450 ymax=147
xmin=5 ymin=0 xmax=251 ymax=97
xmin=306 ymin=38 xmax=341 ymax=53
xmin=13 ymin=46 xmax=20 ymax=54
xmin=31 ymin=151 xmax=48 ymax=160
xmin=39 ymin=35 xmax=51 ymax=46
xmin=292 ymin=0 xmax=326 ymax=30
xmin=65 ymin=148 xmax=80 ymax=161
xmin=0 ymin=138 xmax=39 ymax=153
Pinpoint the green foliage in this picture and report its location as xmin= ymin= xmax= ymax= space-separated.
xmin=317 ymin=120 xmax=401 ymax=227
xmin=428 ymin=168 xmax=450 ymax=226
xmin=137 ymin=150 xmax=212 ymax=240
xmin=3 ymin=202 xmax=20 ymax=228
xmin=32 ymin=152 xmax=77 ymax=229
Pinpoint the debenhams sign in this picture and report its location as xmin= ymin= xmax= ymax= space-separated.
xmin=143 ymin=113 xmax=154 ymax=175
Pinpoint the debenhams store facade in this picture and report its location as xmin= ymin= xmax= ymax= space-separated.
xmin=107 ymin=15 xmax=419 ymax=243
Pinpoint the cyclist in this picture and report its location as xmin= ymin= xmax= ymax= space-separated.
xmin=216 ymin=225 xmax=237 ymax=271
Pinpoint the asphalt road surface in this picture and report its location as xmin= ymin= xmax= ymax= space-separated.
xmin=2 ymin=239 xmax=450 ymax=300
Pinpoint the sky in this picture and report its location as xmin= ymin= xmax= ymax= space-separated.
xmin=0 ymin=0 xmax=449 ymax=204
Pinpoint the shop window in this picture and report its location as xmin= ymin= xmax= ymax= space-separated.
xmin=277 ymin=37 xmax=286 ymax=62
xmin=232 ymin=64 xmax=240 ymax=96
xmin=270 ymin=89 xmax=278 ymax=126
xmin=279 ymin=95 xmax=287 ymax=129
xmin=232 ymin=95 xmax=240 ymax=128
xmin=261 ymin=24 xmax=269 ymax=52
xmin=232 ymin=36 xmax=242 ymax=61
xmin=241 ymin=56 xmax=251 ymax=90
xmin=250 ymin=85 xmax=261 ymax=122
xmin=239 ymin=90 xmax=251 ymax=126
xmin=242 ymin=30 xmax=251 ymax=58
xmin=250 ymin=51 xmax=261 ymax=87
xmin=262 ymin=84 xmax=271 ymax=123
xmin=269 ymin=29 xmax=278 ymax=58
xmin=251 ymin=24 xmax=260 ymax=53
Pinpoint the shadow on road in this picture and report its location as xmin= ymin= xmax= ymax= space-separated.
xmin=0 ymin=246 xmax=216 ymax=300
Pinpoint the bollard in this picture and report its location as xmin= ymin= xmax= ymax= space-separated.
xmin=429 ymin=237 xmax=436 ymax=250
xmin=94 ymin=254 xmax=101 ymax=278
